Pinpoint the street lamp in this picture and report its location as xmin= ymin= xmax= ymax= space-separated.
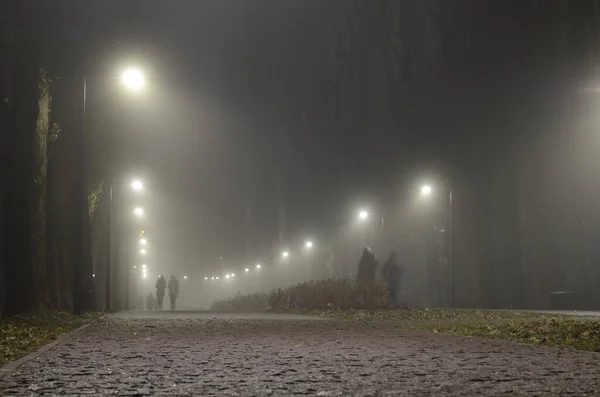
xmin=134 ymin=207 xmax=144 ymax=217
xmin=140 ymin=248 xmax=147 ymax=255
xmin=421 ymin=184 xmax=432 ymax=197
xmin=184 ymin=276 xmax=188 ymax=280
xmin=245 ymin=268 xmax=250 ymax=273
xmin=358 ymin=210 xmax=369 ymax=221
xmin=204 ymin=276 xmax=208 ymax=280
xmin=419 ymin=182 xmax=454 ymax=308
xmin=131 ymin=180 xmax=144 ymax=192
xmin=256 ymin=264 xmax=262 ymax=269
xmin=75 ymin=67 xmax=147 ymax=314
xmin=305 ymin=241 xmax=313 ymax=249
xmin=140 ymin=238 xmax=147 ymax=245
xmin=231 ymin=273 xmax=235 ymax=277
xmin=121 ymin=68 xmax=145 ymax=91
xmin=282 ymin=251 xmax=289 ymax=259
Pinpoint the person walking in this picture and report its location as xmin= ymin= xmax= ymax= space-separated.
xmin=168 ymin=275 xmax=180 ymax=311
xmin=155 ymin=275 xmax=166 ymax=310
xmin=382 ymin=251 xmax=402 ymax=305
xmin=356 ymin=247 xmax=378 ymax=283
xmin=146 ymin=292 xmax=155 ymax=311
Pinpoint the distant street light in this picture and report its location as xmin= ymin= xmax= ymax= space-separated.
xmin=358 ymin=210 xmax=369 ymax=221
xmin=245 ymin=268 xmax=250 ymax=273
xmin=131 ymin=180 xmax=144 ymax=192
xmin=211 ymin=277 xmax=214 ymax=280
xmin=216 ymin=277 xmax=220 ymax=280
xmin=134 ymin=207 xmax=144 ymax=217
xmin=142 ymin=264 xmax=147 ymax=269
xmin=282 ymin=251 xmax=289 ymax=259
xmin=256 ymin=264 xmax=262 ymax=269
xmin=225 ymin=274 xmax=230 ymax=279
xmin=140 ymin=238 xmax=147 ymax=245
xmin=305 ymin=241 xmax=313 ymax=249
xmin=184 ymin=276 xmax=188 ymax=280
xmin=204 ymin=277 xmax=208 ymax=280
xmin=121 ymin=68 xmax=145 ymax=91
xmin=140 ymin=249 xmax=147 ymax=255
xmin=231 ymin=273 xmax=235 ymax=277
xmin=421 ymin=184 xmax=432 ymax=197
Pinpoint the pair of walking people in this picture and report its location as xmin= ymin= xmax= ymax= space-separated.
xmin=357 ymin=247 xmax=402 ymax=305
xmin=153 ymin=275 xmax=179 ymax=311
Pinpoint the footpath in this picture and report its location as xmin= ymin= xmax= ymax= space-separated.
xmin=1 ymin=311 xmax=599 ymax=395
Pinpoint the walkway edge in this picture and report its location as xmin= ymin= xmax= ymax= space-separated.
xmin=0 ymin=322 xmax=92 ymax=379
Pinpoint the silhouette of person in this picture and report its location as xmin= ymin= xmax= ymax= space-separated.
xmin=155 ymin=275 xmax=166 ymax=310
xmin=146 ymin=292 xmax=154 ymax=311
xmin=168 ymin=275 xmax=180 ymax=311
xmin=356 ymin=247 xmax=378 ymax=283
xmin=382 ymin=251 xmax=402 ymax=305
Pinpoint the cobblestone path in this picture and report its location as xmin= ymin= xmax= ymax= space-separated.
xmin=1 ymin=314 xmax=599 ymax=395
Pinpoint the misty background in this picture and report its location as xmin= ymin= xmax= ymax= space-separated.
xmin=3 ymin=1 xmax=600 ymax=313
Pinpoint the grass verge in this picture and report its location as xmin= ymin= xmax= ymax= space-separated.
xmin=314 ymin=308 xmax=600 ymax=352
xmin=0 ymin=310 xmax=103 ymax=366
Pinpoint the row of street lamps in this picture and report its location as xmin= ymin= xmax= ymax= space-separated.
xmin=198 ymin=182 xmax=453 ymax=305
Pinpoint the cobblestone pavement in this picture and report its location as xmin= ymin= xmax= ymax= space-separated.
xmin=1 ymin=314 xmax=600 ymax=396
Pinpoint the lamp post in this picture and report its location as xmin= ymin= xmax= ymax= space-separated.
xmin=76 ymin=68 xmax=145 ymax=314
xmin=421 ymin=183 xmax=453 ymax=308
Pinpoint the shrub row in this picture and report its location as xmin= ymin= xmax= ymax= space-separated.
xmin=210 ymin=292 xmax=270 ymax=312
xmin=211 ymin=278 xmax=389 ymax=312
xmin=269 ymin=279 xmax=388 ymax=311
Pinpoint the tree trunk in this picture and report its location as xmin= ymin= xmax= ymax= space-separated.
xmin=30 ymin=67 xmax=52 ymax=308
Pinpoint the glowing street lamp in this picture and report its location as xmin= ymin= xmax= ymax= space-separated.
xmin=131 ymin=180 xmax=144 ymax=192
xmin=282 ymin=251 xmax=289 ymax=259
xmin=121 ymin=68 xmax=145 ymax=91
xmin=231 ymin=273 xmax=235 ymax=277
xmin=225 ymin=274 xmax=230 ymax=279
xmin=140 ymin=248 xmax=147 ymax=255
xmin=358 ymin=210 xmax=369 ymax=221
xmin=421 ymin=184 xmax=433 ymax=197
xmin=211 ymin=277 xmax=214 ymax=280
xmin=305 ymin=241 xmax=313 ymax=249
xmin=184 ymin=276 xmax=188 ymax=280
xmin=140 ymin=238 xmax=147 ymax=246
xmin=142 ymin=264 xmax=147 ymax=269
xmin=216 ymin=277 xmax=220 ymax=280
xmin=134 ymin=207 xmax=144 ymax=217
xmin=256 ymin=264 xmax=262 ymax=269
xmin=245 ymin=268 xmax=250 ymax=273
